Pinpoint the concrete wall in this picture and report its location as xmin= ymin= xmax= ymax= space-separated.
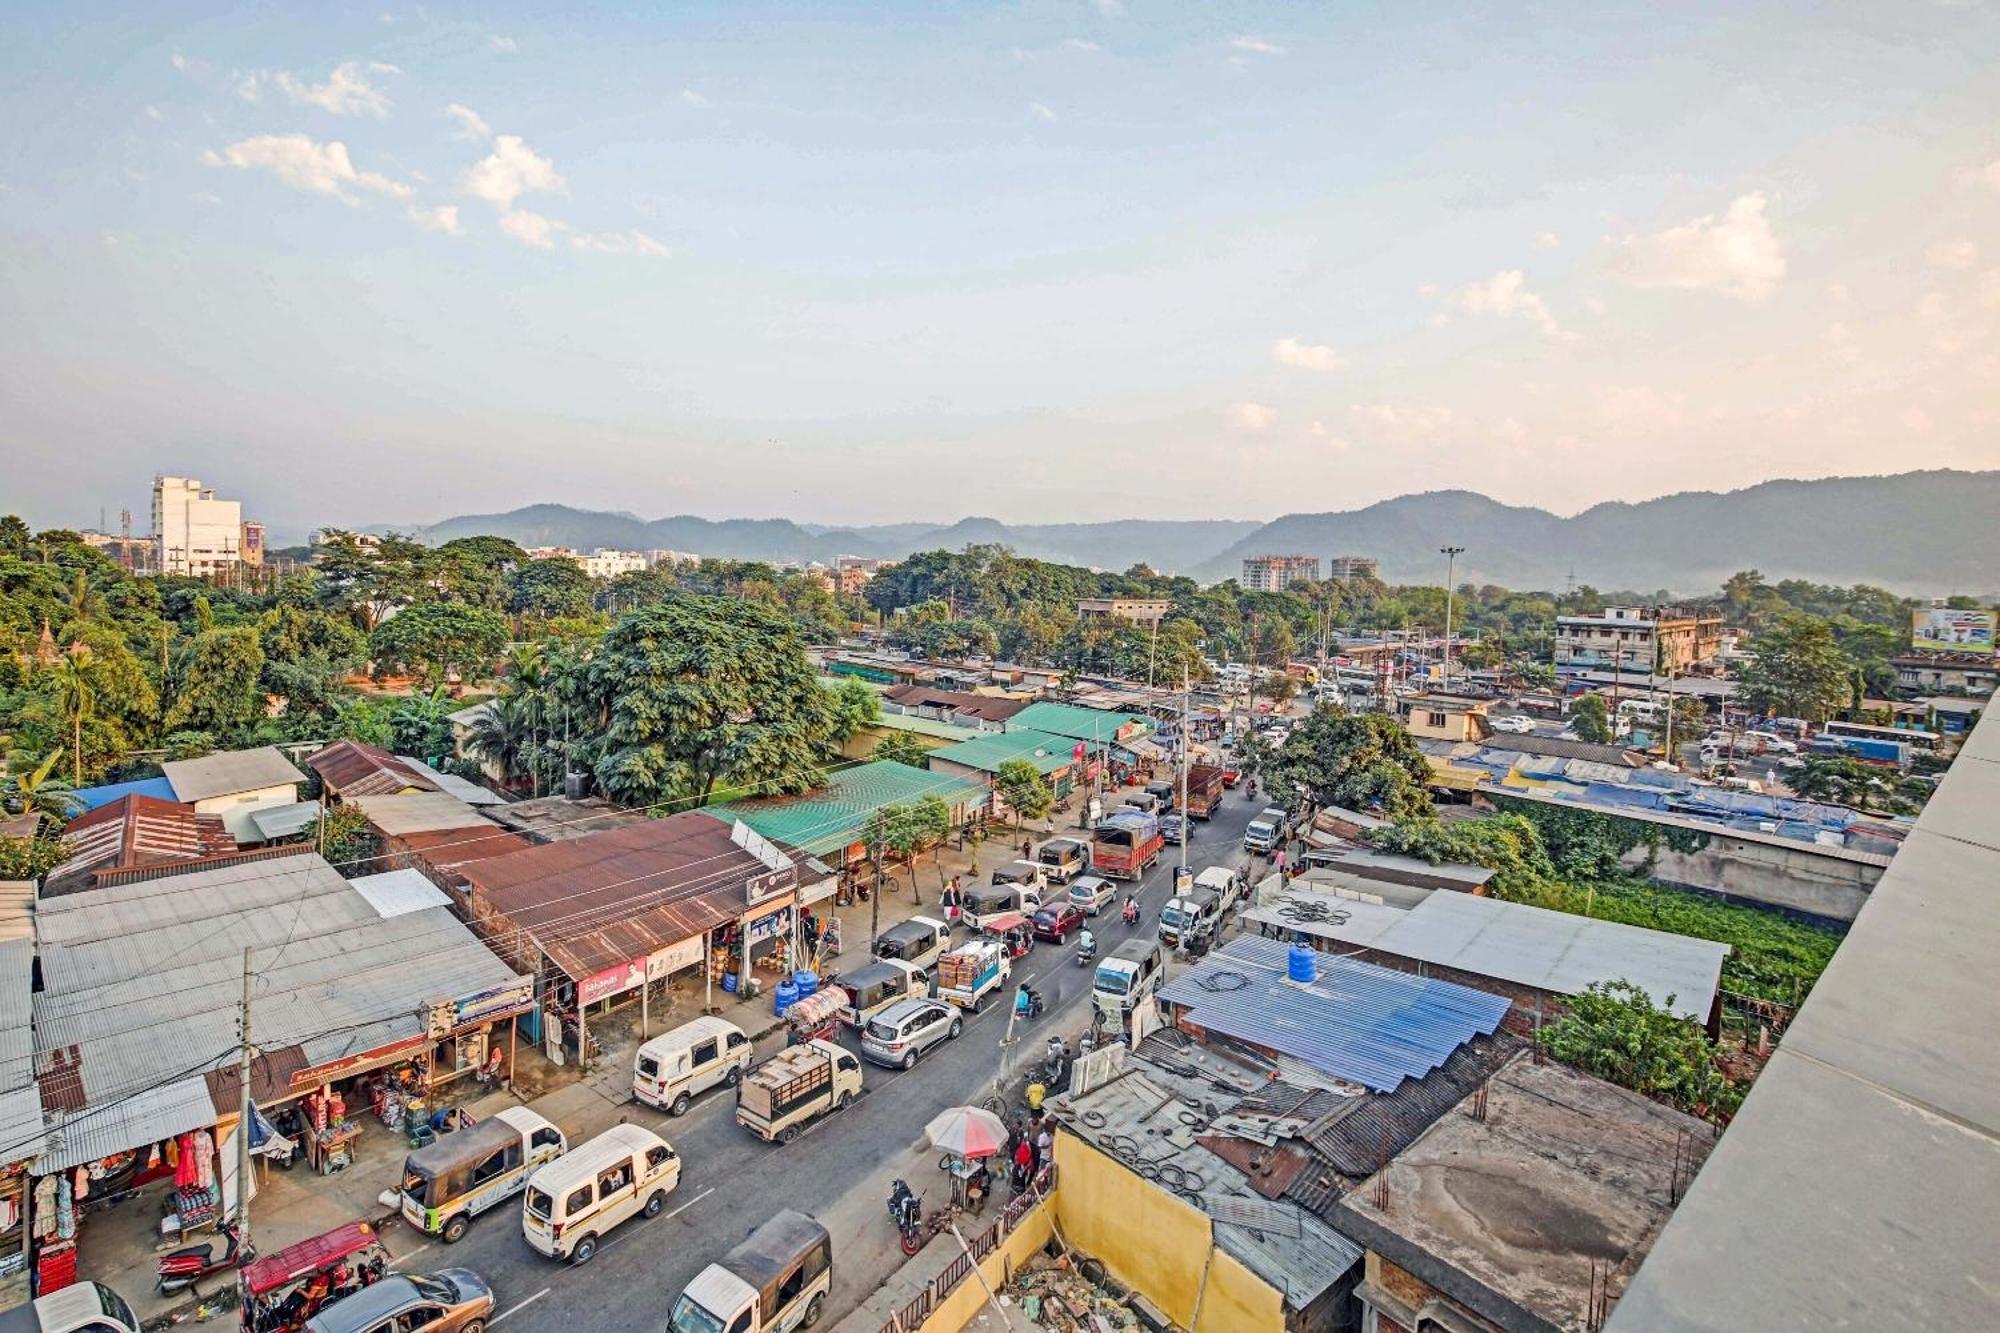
xmin=1628 ymin=834 xmax=1884 ymax=925
xmin=923 ymin=1203 xmax=1055 ymax=1331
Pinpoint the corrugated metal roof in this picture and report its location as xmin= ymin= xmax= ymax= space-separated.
xmin=0 ymin=939 xmax=34 ymax=1094
xmin=391 ymin=825 xmax=533 ymax=870
xmin=248 ymin=800 xmax=322 ymax=841
xmin=46 ymin=795 xmax=236 ymax=895
xmin=65 ymin=776 xmax=177 ymax=811
xmin=34 ymin=1076 xmax=217 ymax=1173
xmin=927 ymin=729 xmax=1073 ymax=776
xmin=1156 ymin=935 xmax=1510 ymax=1093
xmin=867 ymin=713 xmax=984 ymax=742
xmin=348 ymin=868 xmax=452 ymax=918
xmin=1008 ymin=701 xmax=1153 ymax=743
xmin=0 ymin=1085 xmax=46 ymax=1168
xmin=699 ymin=761 xmax=988 ymax=855
xmin=1370 ymin=888 xmax=1728 ymax=1019
xmin=349 ymin=791 xmax=495 ymax=837
xmin=395 ymin=757 xmax=506 ymax=806
xmin=161 ymin=746 xmax=307 ymax=802
xmin=305 ymin=740 xmax=441 ymax=797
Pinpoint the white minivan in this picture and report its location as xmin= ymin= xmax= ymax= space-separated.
xmin=522 ymin=1123 xmax=681 ymax=1263
xmin=634 ymin=1016 xmax=754 ymax=1116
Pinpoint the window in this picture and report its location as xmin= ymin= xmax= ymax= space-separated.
xmin=776 ymin=1260 xmax=807 ymax=1306
xmin=838 ymin=1055 xmax=859 ymax=1073
xmin=645 ymin=1144 xmax=675 ymax=1172
xmin=1426 ymin=712 xmax=1446 ymax=728
xmin=598 ymin=1162 xmax=632 ymax=1195
xmin=564 ymin=1184 xmax=594 ymax=1216
xmin=727 ymin=1313 xmax=752 ymax=1333
xmin=399 ymin=1308 xmax=442 ymax=1332
xmin=470 ymin=1148 xmax=509 ymax=1186
xmin=801 ymin=1241 xmax=829 ymax=1284
xmin=531 ymin=1127 xmax=563 ymax=1151
xmin=727 ymin=1032 xmax=748 ymax=1050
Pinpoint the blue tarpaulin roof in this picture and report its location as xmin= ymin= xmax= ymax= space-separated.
xmin=1156 ymin=935 xmax=1510 ymax=1093
xmin=68 ymin=776 xmax=177 ymax=811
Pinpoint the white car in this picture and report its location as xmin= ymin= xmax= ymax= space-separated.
xmin=1489 ymin=714 xmax=1536 ymax=734
xmin=1741 ymin=730 xmax=1799 ymax=754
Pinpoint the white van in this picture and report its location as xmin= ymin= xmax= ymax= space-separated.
xmin=0 ymin=1283 xmax=140 ymax=1333
xmin=634 ymin=1016 xmax=754 ymax=1116
xmin=522 ymin=1123 xmax=681 ymax=1263
xmin=1093 ymin=938 xmax=1166 ymax=1022
xmin=669 ymin=1210 xmax=832 ymax=1333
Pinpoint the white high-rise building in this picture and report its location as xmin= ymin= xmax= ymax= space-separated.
xmin=152 ymin=475 xmax=243 ymax=576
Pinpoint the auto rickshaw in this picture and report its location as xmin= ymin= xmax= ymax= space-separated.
xmin=978 ymin=913 xmax=1035 ymax=960
xmin=239 ymin=1221 xmax=390 ymax=1333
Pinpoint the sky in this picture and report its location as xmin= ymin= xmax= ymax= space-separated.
xmin=3 ymin=2 xmax=1999 ymax=539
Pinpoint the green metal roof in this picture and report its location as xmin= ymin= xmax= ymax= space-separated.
xmin=1008 ymin=701 xmax=1154 ymax=744
xmin=927 ymin=729 xmax=1075 ymax=776
xmin=868 ymin=713 xmax=983 ymax=742
xmin=700 ymin=760 xmax=989 ymax=854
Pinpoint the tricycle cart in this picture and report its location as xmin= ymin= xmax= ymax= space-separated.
xmin=239 ymin=1221 xmax=390 ymax=1333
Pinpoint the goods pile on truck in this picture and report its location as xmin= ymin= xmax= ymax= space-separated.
xmin=735 ymin=1040 xmax=862 ymax=1143
xmin=1180 ymin=764 xmax=1226 ymax=819
xmin=1090 ymin=810 xmax=1162 ymax=881
xmin=936 ymin=938 xmax=1010 ymax=1011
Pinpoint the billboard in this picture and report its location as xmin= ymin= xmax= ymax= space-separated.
xmin=1912 ymin=607 xmax=1997 ymax=654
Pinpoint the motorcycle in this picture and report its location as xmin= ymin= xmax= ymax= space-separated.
xmin=1041 ymin=1036 xmax=1070 ymax=1084
xmin=156 ymin=1221 xmax=253 ymax=1296
xmin=1120 ymin=898 xmax=1140 ymax=926
xmin=889 ymin=1179 xmax=924 ymax=1257
xmin=1074 ymin=936 xmax=1097 ymax=968
xmin=1012 ymin=985 xmax=1045 ymax=1022
xmin=1246 ymin=778 xmax=1259 ymax=799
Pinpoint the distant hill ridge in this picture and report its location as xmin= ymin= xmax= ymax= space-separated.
xmin=383 ymin=469 xmax=2000 ymax=596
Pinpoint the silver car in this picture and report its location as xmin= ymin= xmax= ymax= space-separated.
xmin=860 ymin=998 xmax=962 ymax=1069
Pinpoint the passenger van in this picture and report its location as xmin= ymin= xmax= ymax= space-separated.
xmin=400 ymin=1106 xmax=568 ymax=1243
xmin=873 ymin=915 xmax=949 ymax=975
xmin=961 ymin=882 xmax=1040 ymax=930
xmin=634 ymin=1016 xmax=754 ymax=1116
xmin=522 ymin=1123 xmax=681 ymax=1264
xmin=670 ymin=1210 xmax=832 ymax=1333
xmin=838 ymin=958 xmax=928 ymax=1027
xmin=1093 ymin=938 xmax=1166 ymax=1022
xmin=1157 ymin=888 xmax=1222 ymax=949
xmin=0 ymin=1283 xmax=140 ymax=1333
xmin=989 ymin=860 xmax=1048 ymax=892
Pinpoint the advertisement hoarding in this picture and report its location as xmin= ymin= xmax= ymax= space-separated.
xmin=1912 ymin=607 xmax=1997 ymax=654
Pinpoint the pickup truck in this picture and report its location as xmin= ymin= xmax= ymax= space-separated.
xmin=1243 ymin=806 xmax=1288 ymax=854
xmin=1091 ymin=810 xmax=1163 ymax=882
xmin=1182 ymin=764 xmax=1226 ymax=819
xmin=935 ymin=940 xmax=1011 ymax=1012
xmin=735 ymin=1040 xmax=863 ymax=1143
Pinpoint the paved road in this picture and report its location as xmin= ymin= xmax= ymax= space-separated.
xmin=382 ymin=791 xmax=1265 ymax=1332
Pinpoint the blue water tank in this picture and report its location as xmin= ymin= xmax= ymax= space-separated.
xmin=722 ymin=972 xmax=738 ymax=995
xmin=793 ymin=970 xmax=819 ymax=998
xmin=774 ymin=978 xmax=800 ymax=1014
xmin=1287 ymin=944 xmax=1317 ymax=984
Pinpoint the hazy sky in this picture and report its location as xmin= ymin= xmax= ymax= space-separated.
xmin=3 ymin=2 xmax=1999 ymax=538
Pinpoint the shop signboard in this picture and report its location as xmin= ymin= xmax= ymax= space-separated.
xmin=579 ymin=959 xmax=645 ymax=1007
xmin=292 ymin=1034 xmax=426 ymax=1088
xmin=452 ymin=977 xmax=534 ymax=1028
xmin=744 ymin=862 xmax=798 ymax=908
xmin=747 ymin=906 xmax=792 ymax=943
xmin=1912 ymin=607 xmax=1997 ymax=654
xmin=646 ymin=934 xmax=705 ymax=982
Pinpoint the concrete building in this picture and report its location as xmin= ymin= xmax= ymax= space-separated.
xmin=647 ymin=548 xmax=702 ymax=568
xmin=1327 ymin=555 xmax=1380 ymax=582
xmin=1076 ymin=596 xmax=1172 ymax=628
xmin=152 ymin=475 xmax=244 ymax=576
xmin=239 ymin=520 xmax=265 ymax=566
xmin=1242 ymin=554 xmax=1322 ymax=592
xmin=159 ymin=745 xmax=309 ymax=843
xmin=1891 ymin=650 xmax=1996 ymax=696
xmin=1396 ymin=693 xmax=1492 ymax=743
xmin=579 ymin=548 xmax=648 ymax=579
xmin=1555 ymin=606 xmax=1723 ymax=674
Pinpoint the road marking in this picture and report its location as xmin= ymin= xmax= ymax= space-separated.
xmin=492 ymin=1288 xmax=550 ymax=1325
xmin=662 ymin=1185 xmax=714 ymax=1220
xmin=396 ymin=1241 xmax=433 ymax=1264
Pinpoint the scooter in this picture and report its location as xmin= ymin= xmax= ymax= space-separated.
xmin=889 ymin=1179 xmax=924 ymax=1256
xmin=156 ymin=1221 xmax=253 ymax=1296
xmin=1075 ymin=936 xmax=1097 ymax=967
xmin=1013 ymin=985 xmax=1045 ymax=1022
xmin=1121 ymin=898 xmax=1140 ymax=926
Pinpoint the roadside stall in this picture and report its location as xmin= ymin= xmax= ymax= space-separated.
xmin=782 ymin=987 xmax=848 ymax=1047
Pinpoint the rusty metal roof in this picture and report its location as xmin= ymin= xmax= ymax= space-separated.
xmin=46 ymin=795 xmax=235 ymax=896
xmin=305 ymin=739 xmax=442 ymax=797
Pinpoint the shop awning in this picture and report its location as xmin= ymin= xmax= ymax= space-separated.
xmin=34 ymin=1075 xmax=216 ymax=1173
xmin=0 ymin=1086 xmax=47 ymax=1168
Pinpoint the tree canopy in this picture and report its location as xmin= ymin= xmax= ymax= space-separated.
xmin=1266 ymin=706 xmax=1434 ymax=818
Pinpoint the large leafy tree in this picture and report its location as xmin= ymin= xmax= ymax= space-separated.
xmin=993 ymin=758 xmax=1054 ymax=827
xmin=1537 ymin=980 xmax=1740 ymax=1124
xmin=864 ymin=794 xmax=954 ymax=901
xmin=388 ymin=687 xmax=459 ymax=764
xmin=368 ymin=603 xmax=508 ymax=687
xmin=587 ymin=596 xmax=834 ymax=808
xmin=1266 ymin=706 xmax=1434 ymax=819
xmin=165 ymin=626 xmax=266 ymax=739
xmin=507 ymin=558 xmax=597 ymax=621
xmin=1737 ymin=612 xmax=1852 ymax=721
xmin=824 ymin=678 xmax=882 ymax=753
xmin=1570 ymin=693 xmax=1613 ymax=744
xmin=871 ymin=732 xmax=932 ymax=769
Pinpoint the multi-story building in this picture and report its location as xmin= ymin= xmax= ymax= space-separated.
xmin=647 ymin=549 xmax=702 ymax=568
xmin=152 ymin=475 xmax=243 ymax=576
xmin=1555 ymin=606 xmax=1723 ymax=674
xmin=1240 ymin=553 xmax=1321 ymax=592
xmin=239 ymin=520 xmax=265 ymax=566
xmin=1075 ymin=597 xmax=1171 ymax=629
xmin=579 ymin=548 xmax=649 ymax=579
xmin=1327 ymin=554 xmax=1380 ymax=582
xmin=524 ymin=545 xmax=577 ymax=561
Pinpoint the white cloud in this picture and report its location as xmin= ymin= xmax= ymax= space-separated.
xmin=408 ymin=204 xmax=462 ymax=235
xmin=570 ymin=229 xmax=670 ymax=257
xmin=143 ymin=104 xmax=163 ymax=122
xmin=1229 ymin=36 xmax=1286 ymax=55
xmin=190 ymin=190 xmax=222 ymax=206
xmin=170 ymin=52 xmax=190 ymax=72
xmin=1351 ymin=403 xmax=1455 ymax=435
xmin=1228 ymin=402 xmax=1278 ymax=431
xmin=681 ymin=88 xmax=709 ymax=108
xmin=1899 ymin=406 xmax=1933 ymax=433
xmin=444 ymin=103 xmax=491 ymax=141
xmin=1029 ymin=102 xmax=1058 ymax=122
xmin=487 ymin=34 xmax=518 ymax=53
xmin=1594 ymin=384 xmax=1685 ymax=430
xmin=1825 ymin=281 xmax=1851 ymax=305
xmin=1823 ymin=321 xmax=1861 ymax=365
xmin=1271 ymin=337 xmax=1344 ymax=371
xmin=499 ymin=209 xmax=559 ymax=249
xmin=256 ymin=61 xmax=400 ymax=117
xmin=1534 ymin=231 xmax=1561 ymax=250
xmin=1092 ymin=0 xmax=1125 ymax=15
xmin=1061 ymin=38 xmax=1101 ymax=52
xmin=1454 ymin=269 xmax=1564 ymax=338
xmin=1916 ymin=291 xmax=1949 ymax=326
xmin=1927 ymin=238 xmax=1978 ymax=271
xmin=461 ymin=135 xmax=564 ymax=211
xmin=1493 ymin=417 xmax=1528 ymax=443
xmin=1954 ymin=159 xmax=2000 ymax=192
xmin=1978 ymin=269 xmax=2000 ymax=310
xmin=1607 ymin=192 xmax=1786 ymax=302
xmin=201 ymin=134 xmax=410 ymax=201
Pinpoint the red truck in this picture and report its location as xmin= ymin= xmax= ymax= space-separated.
xmin=1090 ymin=811 xmax=1163 ymax=882
xmin=1181 ymin=764 xmax=1226 ymax=819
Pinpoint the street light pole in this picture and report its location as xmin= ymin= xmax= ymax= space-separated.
xmin=1439 ymin=546 xmax=1464 ymax=689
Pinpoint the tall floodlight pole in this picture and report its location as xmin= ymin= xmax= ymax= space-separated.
xmin=1439 ymin=547 xmax=1465 ymax=688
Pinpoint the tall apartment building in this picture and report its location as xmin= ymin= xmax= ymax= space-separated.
xmin=1240 ymin=554 xmax=1321 ymax=592
xmin=152 ymin=475 xmax=244 ymax=576
xmin=1555 ymin=606 xmax=1724 ymax=674
xmin=1327 ymin=555 xmax=1380 ymax=582
xmin=579 ymin=548 xmax=649 ymax=579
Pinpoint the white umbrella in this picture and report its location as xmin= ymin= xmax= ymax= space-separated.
xmin=925 ymin=1105 xmax=1009 ymax=1160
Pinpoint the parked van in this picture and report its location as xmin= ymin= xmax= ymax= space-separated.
xmin=634 ymin=1016 xmax=754 ymax=1116
xmin=0 ymin=1283 xmax=140 ymax=1333
xmin=521 ymin=1124 xmax=681 ymax=1264
xmin=400 ymin=1106 xmax=568 ymax=1243
xmin=1034 ymin=838 xmax=1090 ymax=884
xmin=1093 ymin=938 xmax=1166 ymax=1022
xmin=736 ymin=1040 xmax=864 ymax=1144
xmin=1143 ymin=780 xmax=1177 ymax=812
xmin=961 ymin=882 xmax=1040 ymax=930
xmin=303 ymin=1272 xmax=493 ymax=1333
xmin=1157 ymin=888 xmax=1222 ymax=950
xmin=1243 ymin=812 xmax=1283 ymax=854
xmin=873 ymin=915 xmax=949 ymax=975
xmin=838 ymin=958 xmax=928 ymax=1027
xmin=1192 ymin=865 xmax=1245 ymax=914
xmin=669 ymin=1210 xmax=833 ymax=1333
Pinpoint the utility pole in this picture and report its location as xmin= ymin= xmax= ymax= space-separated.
xmin=236 ymin=946 xmax=254 ymax=1246
xmin=1439 ymin=546 xmax=1464 ymax=690
xmin=1178 ymin=665 xmax=1191 ymax=877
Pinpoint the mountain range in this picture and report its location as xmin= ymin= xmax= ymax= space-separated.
xmin=384 ymin=470 xmax=2000 ymax=597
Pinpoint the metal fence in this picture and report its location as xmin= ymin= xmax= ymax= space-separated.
xmin=871 ymin=1166 xmax=1055 ymax=1333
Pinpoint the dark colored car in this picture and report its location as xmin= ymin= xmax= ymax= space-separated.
xmin=1159 ymin=814 xmax=1186 ymax=845
xmin=1031 ymin=903 xmax=1086 ymax=943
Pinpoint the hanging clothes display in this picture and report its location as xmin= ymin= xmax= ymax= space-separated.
xmin=31 ymin=1176 xmax=56 ymax=1240
xmin=54 ymin=1174 xmax=73 ymax=1240
xmin=192 ymin=1130 xmax=216 ymax=1192
xmin=70 ymin=1167 xmax=88 ymax=1201
xmin=173 ymin=1133 xmax=198 ymax=1189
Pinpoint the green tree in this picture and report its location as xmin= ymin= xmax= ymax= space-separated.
xmin=309 ymin=803 xmax=376 ymax=872
xmin=507 ymin=558 xmax=597 ymax=621
xmin=49 ymin=652 xmax=96 ymax=785
xmin=1370 ymin=813 xmax=1556 ymax=896
xmin=993 ymin=758 xmax=1054 ymax=828
xmin=824 ymin=678 xmax=882 ymax=754
xmin=588 ymin=596 xmax=834 ymax=808
xmin=368 ymin=603 xmax=508 ymax=687
xmin=0 ymin=750 xmax=80 ymax=821
xmin=1570 ymin=693 xmax=1613 ymax=744
xmin=0 ymin=835 xmax=74 ymax=880
xmin=165 ymin=627 xmax=266 ymax=740
xmin=1266 ymin=707 xmax=1434 ymax=819
xmin=388 ymin=687 xmax=458 ymax=764
xmin=462 ymin=697 xmax=533 ymax=788
xmin=864 ymin=794 xmax=954 ymax=901
xmin=1737 ymin=613 xmax=1852 ymax=722
xmin=1537 ymin=980 xmax=1741 ymax=1124
xmin=870 ymin=731 xmax=932 ymax=769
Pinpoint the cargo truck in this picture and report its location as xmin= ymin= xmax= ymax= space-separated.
xmin=735 ymin=1040 xmax=863 ymax=1143
xmin=935 ymin=939 xmax=1011 ymax=1012
xmin=1181 ymin=764 xmax=1226 ymax=819
xmin=1091 ymin=810 xmax=1163 ymax=881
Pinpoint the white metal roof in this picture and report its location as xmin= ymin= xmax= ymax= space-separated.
xmin=0 ymin=938 xmax=34 ymax=1094
xmin=248 ymin=800 xmax=321 ymax=841
xmin=1241 ymin=890 xmax=1411 ymax=950
xmin=34 ymin=1075 xmax=217 ymax=1173
xmin=0 ymin=1086 xmax=47 ymax=1168
xmin=394 ymin=757 xmax=506 ymax=806
xmin=347 ymin=868 xmax=452 ymax=918
xmin=1369 ymin=891 xmax=1728 ymax=1020
xmin=161 ymin=746 xmax=306 ymax=802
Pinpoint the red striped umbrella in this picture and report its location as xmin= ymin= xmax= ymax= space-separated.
xmin=925 ymin=1106 xmax=1009 ymax=1160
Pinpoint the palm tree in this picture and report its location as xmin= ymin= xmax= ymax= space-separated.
xmin=462 ymin=696 xmax=535 ymax=789
xmin=50 ymin=650 xmax=96 ymax=786
xmin=1 ymin=749 xmax=80 ymax=822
